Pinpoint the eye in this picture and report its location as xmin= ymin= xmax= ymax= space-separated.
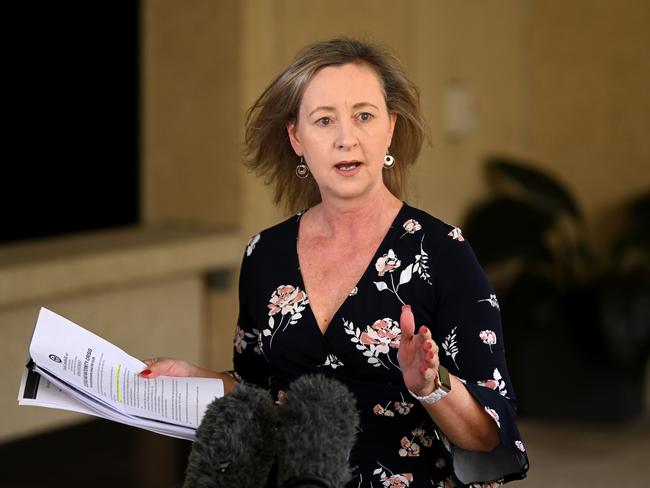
xmin=316 ymin=117 xmax=332 ymax=126
xmin=357 ymin=112 xmax=374 ymax=122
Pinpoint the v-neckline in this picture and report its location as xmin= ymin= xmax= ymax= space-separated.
xmin=294 ymin=202 xmax=408 ymax=337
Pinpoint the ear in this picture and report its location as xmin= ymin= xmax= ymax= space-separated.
xmin=286 ymin=120 xmax=303 ymax=157
xmin=386 ymin=112 xmax=397 ymax=149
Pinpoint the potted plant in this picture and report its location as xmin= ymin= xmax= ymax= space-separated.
xmin=462 ymin=155 xmax=650 ymax=422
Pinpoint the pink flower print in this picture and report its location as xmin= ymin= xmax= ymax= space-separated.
xmin=480 ymin=329 xmax=497 ymax=352
xmin=267 ymin=285 xmax=307 ymax=316
xmin=394 ymin=400 xmax=413 ymax=415
xmin=401 ymin=219 xmax=422 ymax=236
xmin=398 ymin=436 xmax=420 ymax=457
xmin=448 ymin=227 xmax=465 ymax=241
xmin=234 ymin=326 xmax=246 ymax=353
xmin=515 ymin=440 xmax=526 ymax=452
xmin=379 ymin=473 xmax=413 ymax=488
xmin=478 ymin=368 xmax=508 ymax=397
xmin=375 ymin=249 xmax=401 ymax=276
xmin=484 ymin=406 xmax=501 ymax=428
xmin=412 ymin=426 xmax=433 ymax=447
xmin=373 ymin=403 xmax=395 ymax=417
xmin=360 ymin=318 xmax=402 ymax=353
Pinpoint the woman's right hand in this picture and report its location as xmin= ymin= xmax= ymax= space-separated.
xmin=139 ymin=357 xmax=237 ymax=394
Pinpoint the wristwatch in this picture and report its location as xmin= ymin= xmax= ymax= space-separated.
xmin=408 ymin=365 xmax=452 ymax=405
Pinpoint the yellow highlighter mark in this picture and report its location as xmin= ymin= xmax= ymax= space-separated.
xmin=115 ymin=363 xmax=122 ymax=403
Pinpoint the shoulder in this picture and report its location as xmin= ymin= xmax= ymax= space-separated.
xmin=400 ymin=203 xmax=465 ymax=248
xmin=243 ymin=212 xmax=302 ymax=259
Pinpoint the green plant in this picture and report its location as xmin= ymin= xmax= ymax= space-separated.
xmin=463 ymin=156 xmax=650 ymax=373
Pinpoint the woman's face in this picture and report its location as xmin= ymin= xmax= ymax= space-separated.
xmin=287 ymin=62 xmax=397 ymax=204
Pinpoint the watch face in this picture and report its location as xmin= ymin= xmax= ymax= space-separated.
xmin=439 ymin=365 xmax=452 ymax=391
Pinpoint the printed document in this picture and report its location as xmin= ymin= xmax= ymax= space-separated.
xmin=18 ymin=307 xmax=224 ymax=441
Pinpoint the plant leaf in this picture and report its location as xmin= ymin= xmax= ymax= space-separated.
xmin=487 ymin=156 xmax=582 ymax=220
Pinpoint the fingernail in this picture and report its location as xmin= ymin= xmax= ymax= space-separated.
xmin=140 ymin=369 xmax=152 ymax=377
xmin=420 ymin=326 xmax=429 ymax=335
xmin=402 ymin=304 xmax=411 ymax=312
xmin=420 ymin=365 xmax=428 ymax=374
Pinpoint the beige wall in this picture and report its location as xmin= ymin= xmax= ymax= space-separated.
xmin=528 ymin=0 xmax=650 ymax=242
xmin=142 ymin=0 xmax=242 ymax=229
xmin=143 ymin=0 xmax=649 ymax=242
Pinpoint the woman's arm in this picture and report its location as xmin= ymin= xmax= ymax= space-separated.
xmin=139 ymin=357 xmax=238 ymax=394
xmin=398 ymin=305 xmax=499 ymax=452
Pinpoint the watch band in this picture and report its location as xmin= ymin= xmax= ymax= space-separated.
xmin=408 ymin=366 xmax=452 ymax=405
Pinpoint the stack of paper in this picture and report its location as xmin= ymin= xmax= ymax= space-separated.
xmin=18 ymin=308 xmax=224 ymax=441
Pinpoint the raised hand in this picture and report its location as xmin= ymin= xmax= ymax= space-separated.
xmin=397 ymin=304 xmax=440 ymax=396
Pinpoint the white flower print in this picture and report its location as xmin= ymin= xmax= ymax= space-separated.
xmin=480 ymin=329 xmax=497 ymax=353
xmin=441 ymin=326 xmax=460 ymax=370
xmin=478 ymin=294 xmax=500 ymax=310
xmin=320 ymin=354 xmax=344 ymax=370
xmin=400 ymin=219 xmax=422 ymax=238
xmin=263 ymin=285 xmax=308 ymax=350
xmin=448 ymin=226 xmax=465 ymax=241
xmin=343 ymin=318 xmax=402 ymax=370
xmin=412 ymin=235 xmax=432 ymax=285
xmin=349 ymin=286 xmax=358 ymax=296
xmin=515 ymin=440 xmax=526 ymax=452
xmin=245 ymin=233 xmax=260 ymax=256
xmin=374 ymin=249 xmax=413 ymax=305
xmin=478 ymin=368 xmax=508 ymax=397
xmin=372 ymin=462 xmax=413 ymax=488
xmin=484 ymin=406 xmax=501 ymax=428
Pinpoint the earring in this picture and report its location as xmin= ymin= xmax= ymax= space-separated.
xmin=295 ymin=157 xmax=310 ymax=179
xmin=383 ymin=153 xmax=396 ymax=169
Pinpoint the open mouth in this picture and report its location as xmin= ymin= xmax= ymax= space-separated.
xmin=335 ymin=161 xmax=361 ymax=171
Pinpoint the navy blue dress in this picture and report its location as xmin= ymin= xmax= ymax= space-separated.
xmin=233 ymin=203 xmax=529 ymax=487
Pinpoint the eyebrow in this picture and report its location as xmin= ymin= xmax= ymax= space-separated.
xmin=308 ymin=102 xmax=381 ymax=117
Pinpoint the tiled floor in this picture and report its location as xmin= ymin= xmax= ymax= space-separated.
xmin=516 ymin=415 xmax=650 ymax=487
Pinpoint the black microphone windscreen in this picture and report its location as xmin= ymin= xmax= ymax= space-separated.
xmin=183 ymin=382 xmax=277 ymax=488
xmin=276 ymin=374 xmax=359 ymax=488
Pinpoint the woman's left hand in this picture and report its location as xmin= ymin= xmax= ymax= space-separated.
xmin=397 ymin=304 xmax=440 ymax=396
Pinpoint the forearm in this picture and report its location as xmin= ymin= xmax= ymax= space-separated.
xmin=420 ymin=375 xmax=499 ymax=452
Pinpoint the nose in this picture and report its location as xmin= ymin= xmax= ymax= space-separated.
xmin=334 ymin=118 xmax=358 ymax=150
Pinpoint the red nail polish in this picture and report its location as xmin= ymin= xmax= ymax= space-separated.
xmin=140 ymin=369 xmax=152 ymax=376
xmin=421 ymin=365 xmax=428 ymax=374
xmin=402 ymin=304 xmax=411 ymax=312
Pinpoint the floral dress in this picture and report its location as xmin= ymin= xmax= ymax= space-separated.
xmin=234 ymin=203 xmax=529 ymax=487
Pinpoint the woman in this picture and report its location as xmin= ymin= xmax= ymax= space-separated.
xmin=143 ymin=38 xmax=529 ymax=487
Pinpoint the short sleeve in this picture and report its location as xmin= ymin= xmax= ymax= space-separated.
xmin=232 ymin=237 xmax=272 ymax=390
xmin=432 ymin=231 xmax=529 ymax=486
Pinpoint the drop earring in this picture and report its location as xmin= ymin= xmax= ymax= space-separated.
xmin=295 ymin=157 xmax=310 ymax=179
xmin=383 ymin=153 xmax=396 ymax=169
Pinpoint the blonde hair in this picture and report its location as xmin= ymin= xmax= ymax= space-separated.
xmin=244 ymin=37 xmax=428 ymax=212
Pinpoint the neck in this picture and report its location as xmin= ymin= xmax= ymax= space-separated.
xmin=311 ymin=186 xmax=403 ymax=238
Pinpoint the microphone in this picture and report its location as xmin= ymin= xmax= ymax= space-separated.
xmin=183 ymin=381 xmax=278 ymax=488
xmin=276 ymin=374 xmax=360 ymax=488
